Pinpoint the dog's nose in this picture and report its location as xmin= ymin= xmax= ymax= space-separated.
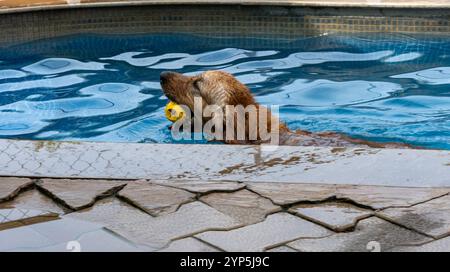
xmin=160 ymin=71 xmax=173 ymax=85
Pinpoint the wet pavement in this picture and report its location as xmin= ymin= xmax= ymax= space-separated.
xmin=0 ymin=139 xmax=449 ymax=187
xmin=1 ymin=176 xmax=449 ymax=252
xmin=0 ymin=139 xmax=448 ymax=252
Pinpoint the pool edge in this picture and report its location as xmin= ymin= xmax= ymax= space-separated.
xmin=0 ymin=138 xmax=448 ymax=188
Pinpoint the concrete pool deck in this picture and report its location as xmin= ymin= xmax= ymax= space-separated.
xmin=0 ymin=139 xmax=449 ymax=251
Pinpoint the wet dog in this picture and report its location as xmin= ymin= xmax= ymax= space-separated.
xmin=160 ymin=70 xmax=410 ymax=148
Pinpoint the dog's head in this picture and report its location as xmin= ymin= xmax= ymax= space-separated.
xmin=160 ymin=70 xmax=256 ymax=111
xmin=160 ymin=70 xmax=286 ymax=144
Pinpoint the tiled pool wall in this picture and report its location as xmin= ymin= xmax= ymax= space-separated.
xmin=1 ymin=5 xmax=450 ymax=47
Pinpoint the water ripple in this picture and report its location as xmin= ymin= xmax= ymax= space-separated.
xmin=224 ymin=50 xmax=393 ymax=73
xmin=0 ymin=33 xmax=448 ymax=149
xmin=23 ymin=58 xmax=108 ymax=75
xmin=102 ymin=48 xmax=278 ymax=69
xmin=0 ymin=74 xmax=86 ymax=94
xmin=391 ymin=66 xmax=450 ymax=85
xmin=0 ymin=69 xmax=27 ymax=80
xmin=258 ymin=79 xmax=401 ymax=107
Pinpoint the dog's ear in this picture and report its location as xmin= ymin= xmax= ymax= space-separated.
xmin=225 ymin=80 xmax=256 ymax=107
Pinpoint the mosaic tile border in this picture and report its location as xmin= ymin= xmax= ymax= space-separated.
xmin=3 ymin=0 xmax=450 ymax=14
xmin=1 ymin=5 xmax=450 ymax=46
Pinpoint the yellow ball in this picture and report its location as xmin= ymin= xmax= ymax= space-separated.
xmin=165 ymin=101 xmax=185 ymax=122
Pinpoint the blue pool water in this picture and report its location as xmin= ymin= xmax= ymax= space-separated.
xmin=0 ymin=33 xmax=449 ymax=149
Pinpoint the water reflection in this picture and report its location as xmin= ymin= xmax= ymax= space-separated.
xmin=0 ymin=33 xmax=448 ymax=149
xmin=23 ymin=58 xmax=108 ymax=75
xmin=224 ymin=50 xmax=393 ymax=73
xmin=258 ymin=79 xmax=402 ymax=106
xmin=391 ymin=66 xmax=450 ymax=85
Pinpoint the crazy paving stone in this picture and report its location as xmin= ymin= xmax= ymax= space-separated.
xmin=200 ymin=189 xmax=280 ymax=225
xmin=0 ymin=208 xmax=58 ymax=231
xmin=118 ymin=180 xmax=195 ymax=216
xmin=108 ymin=201 xmax=240 ymax=249
xmin=196 ymin=213 xmax=332 ymax=252
xmin=290 ymin=202 xmax=373 ymax=231
xmin=0 ymin=177 xmax=34 ymax=202
xmin=29 ymin=217 xmax=104 ymax=243
xmin=158 ymin=237 xmax=220 ymax=252
xmin=66 ymin=197 xmax=153 ymax=226
xmin=0 ymin=225 xmax=53 ymax=251
xmin=246 ymin=182 xmax=337 ymax=205
xmin=36 ymin=179 xmax=127 ymax=210
xmin=0 ymin=189 xmax=66 ymax=214
xmin=30 ymin=229 xmax=152 ymax=252
xmin=288 ymin=217 xmax=432 ymax=252
xmin=377 ymin=194 xmax=450 ymax=239
xmin=393 ymin=236 xmax=450 ymax=252
xmin=337 ymin=185 xmax=449 ymax=210
xmin=0 ymin=217 xmax=104 ymax=251
xmin=153 ymin=180 xmax=245 ymax=193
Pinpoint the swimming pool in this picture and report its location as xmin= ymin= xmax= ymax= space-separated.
xmin=0 ymin=33 xmax=449 ymax=149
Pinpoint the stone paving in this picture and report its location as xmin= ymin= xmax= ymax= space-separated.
xmin=1 ymin=176 xmax=449 ymax=252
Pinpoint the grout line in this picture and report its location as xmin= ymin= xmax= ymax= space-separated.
xmin=379 ymin=192 xmax=450 ymax=211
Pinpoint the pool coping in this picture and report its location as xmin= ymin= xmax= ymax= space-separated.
xmin=2 ymin=0 xmax=450 ymax=15
xmin=1 ymin=139 xmax=448 ymax=188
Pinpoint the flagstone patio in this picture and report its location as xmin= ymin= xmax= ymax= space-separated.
xmin=1 ymin=175 xmax=449 ymax=252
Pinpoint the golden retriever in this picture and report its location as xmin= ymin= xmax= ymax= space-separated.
xmin=160 ymin=70 xmax=410 ymax=148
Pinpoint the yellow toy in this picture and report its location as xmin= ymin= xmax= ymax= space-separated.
xmin=165 ymin=101 xmax=185 ymax=122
